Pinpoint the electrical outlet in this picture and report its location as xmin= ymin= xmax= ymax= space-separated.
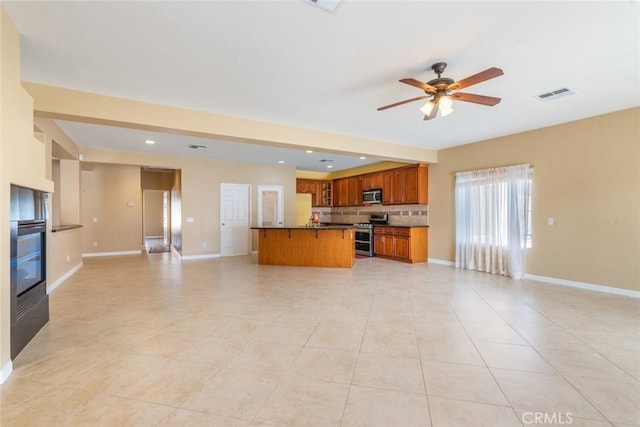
xmin=66 ymin=255 xmax=70 ymax=262
xmin=547 ymin=217 xmax=555 ymax=226
xmin=93 ymin=217 xmax=98 ymax=223
xmin=202 ymin=242 xmax=207 ymax=248
xmin=93 ymin=242 xmax=98 ymax=247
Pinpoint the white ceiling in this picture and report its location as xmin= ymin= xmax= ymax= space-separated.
xmin=4 ymin=1 xmax=640 ymax=172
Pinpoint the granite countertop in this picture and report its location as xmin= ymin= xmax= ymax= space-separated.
xmin=320 ymin=223 xmax=429 ymax=228
xmin=51 ymin=224 xmax=83 ymax=232
xmin=251 ymin=225 xmax=354 ymax=230
xmin=373 ymin=224 xmax=429 ymax=228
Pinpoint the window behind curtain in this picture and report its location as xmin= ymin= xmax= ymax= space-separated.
xmin=455 ymin=164 xmax=532 ymax=279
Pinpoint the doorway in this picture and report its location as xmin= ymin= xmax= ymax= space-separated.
xmin=220 ymin=183 xmax=250 ymax=256
xmin=257 ymin=185 xmax=284 ymax=227
xmin=143 ymin=189 xmax=170 ymax=253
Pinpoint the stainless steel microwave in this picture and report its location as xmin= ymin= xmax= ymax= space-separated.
xmin=363 ymin=188 xmax=382 ymax=204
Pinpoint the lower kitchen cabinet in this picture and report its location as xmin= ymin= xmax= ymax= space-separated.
xmin=373 ymin=226 xmax=428 ymax=263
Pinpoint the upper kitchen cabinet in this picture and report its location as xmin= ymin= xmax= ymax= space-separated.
xmin=382 ymin=164 xmax=428 ymax=205
xmin=300 ymin=163 xmax=428 ymax=208
xmin=319 ymin=181 xmax=332 ymax=207
xmin=296 ymin=179 xmax=332 ymax=207
xmin=348 ymin=176 xmax=364 ymax=206
xmin=296 ymin=179 xmax=319 ymax=206
xmin=296 ymin=179 xmax=316 ymax=194
xmin=363 ymin=172 xmax=382 ymax=190
xmin=333 ymin=178 xmax=350 ymax=207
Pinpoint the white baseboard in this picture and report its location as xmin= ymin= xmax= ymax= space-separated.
xmin=47 ymin=262 xmax=83 ymax=294
xmin=426 ymin=259 xmax=639 ymax=299
xmin=82 ymin=250 xmax=142 ymax=258
xmin=525 ymin=274 xmax=640 ymax=299
xmin=0 ymin=360 xmax=13 ymax=384
xmin=181 ymin=253 xmax=222 ymax=261
xmin=144 ymin=235 xmax=164 ymax=239
xmin=428 ymin=258 xmax=455 ymax=266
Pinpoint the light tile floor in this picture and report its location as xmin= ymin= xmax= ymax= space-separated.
xmin=1 ymin=253 xmax=639 ymax=426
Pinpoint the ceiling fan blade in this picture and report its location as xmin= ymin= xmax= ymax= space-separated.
xmin=399 ymin=78 xmax=438 ymax=94
xmin=449 ymin=67 xmax=504 ymax=91
xmin=377 ymin=95 xmax=428 ymax=111
xmin=451 ymin=92 xmax=501 ymax=106
xmin=424 ymin=102 xmax=439 ymax=120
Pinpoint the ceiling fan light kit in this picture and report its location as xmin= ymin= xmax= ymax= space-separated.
xmin=378 ymin=62 xmax=504 ymax=120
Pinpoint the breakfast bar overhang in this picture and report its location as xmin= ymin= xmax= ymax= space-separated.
xmin=251 ymin=226 xmax=355 ymax=268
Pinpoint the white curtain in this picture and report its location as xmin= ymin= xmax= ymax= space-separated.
xmin=455 ymin=164 xmax=531 ymax=279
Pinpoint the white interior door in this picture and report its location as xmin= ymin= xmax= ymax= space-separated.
xmin=220 ymin=183 xmax=250 ymax=256
xmin=257 ymin=185 xmax=284 ymax=227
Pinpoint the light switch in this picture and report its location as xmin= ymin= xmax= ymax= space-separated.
xmin=92 ymin=217 xmax=98 ymax=223
xmin=547 ymin=217 xmax=554 ymax=226
xmin=186 ymin=217 xmax=194 ymax=223
xmin=127 ymin=202 xmax=134 ymax=207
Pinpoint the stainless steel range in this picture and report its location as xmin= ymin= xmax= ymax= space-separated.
xmin=354 ymin=214 xmax=388 ymax=257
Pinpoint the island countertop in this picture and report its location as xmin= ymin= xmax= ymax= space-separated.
xmin=252 ymin=226 xmax=355 ymax=268
xmin=251 ymin=225 xmax=354 ymax=230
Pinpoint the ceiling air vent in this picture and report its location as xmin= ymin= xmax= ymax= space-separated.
xmin=304 ymin=0 xmax=342 ymax=13
xmin=536 ymin=87 xmax=576 ymax=102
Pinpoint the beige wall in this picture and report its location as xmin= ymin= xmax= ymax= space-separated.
xmin=48 ymin=228 xmax=83 ymax=288
xmin=429 ymin=108 xmax=640 ymax=291
xmin=79 ymin=148 xmax=297 ymax=256
xmin=33 ymin=118 xmax=83 ymax=290
xmin=81 ymin=163 xmax=143 ymax=254
xmin=0 ymin=9 xmax=54 ymax=378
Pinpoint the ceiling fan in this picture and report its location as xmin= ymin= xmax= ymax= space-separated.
xmin=377 ymin=62 xmax=504 ymax=120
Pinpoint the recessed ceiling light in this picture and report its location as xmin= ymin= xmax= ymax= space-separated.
xmin=360 ymin=156 xmax=366 ymax=160
xmin=327 ymin=165 xmax=333 ymax=169
xmin=145 ymin=140 xmax=155 ymax=145
xmin=278 ymin=160 xmax=285 ymax=164
xmin=306 ymin=150 xmax=313 ymax=154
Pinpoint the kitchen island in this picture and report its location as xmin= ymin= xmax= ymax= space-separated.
xmin=251 ymin=226 xmax=355 ymax=268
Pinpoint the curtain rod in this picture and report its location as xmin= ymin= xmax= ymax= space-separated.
xmin=452 ymin=163 xmax=533 ymax=176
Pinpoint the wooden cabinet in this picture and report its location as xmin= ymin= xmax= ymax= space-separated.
xmin=373 ymin=226 xmax=428 ymax=263
xmin=296 ymin=179 xmax=315 ymax=194
xmin=348 ymin=176 xmax=364 ymax=206
xmin=381 ymin=171 xmax=394 ymax=204
xmin=363 ymin=172 xmax=382 ymax=190
xmin=374 ymin=233 xmax=394 ymax=257
xmin=333 ymin=178 xmax=350 ymax=207
xmin=303 ymin=163 xmax=427 ymax=208
xmin=320 ymin=181 xmax=332 ymax=207
xmin=334 ymin=177 xmax=364 ymax=207
xmin=297 ymin=179 xmax=333 ymax=207
xmin=380 ymin=164 xmax=428 ymax=205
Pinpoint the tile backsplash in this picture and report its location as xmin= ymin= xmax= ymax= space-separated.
xmin=314 ymin=204 xmax=428 ymax=226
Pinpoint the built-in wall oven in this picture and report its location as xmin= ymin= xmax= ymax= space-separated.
xmin=10 ymin=185 xmax=49 ymax=359
xmin=354 ymin=214 xmax=388 ymax=257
